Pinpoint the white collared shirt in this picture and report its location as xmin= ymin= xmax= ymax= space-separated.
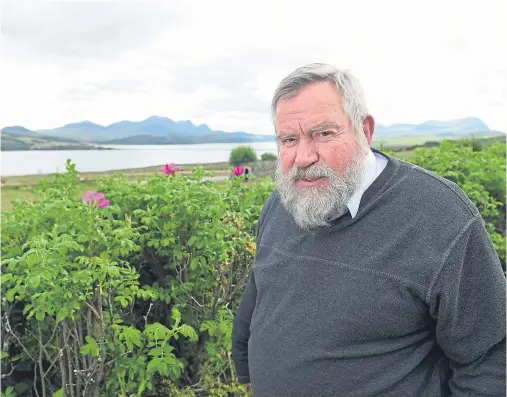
xmin=346 ymin=150 xmax=388 ymax=218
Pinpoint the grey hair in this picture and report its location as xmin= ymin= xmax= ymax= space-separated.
xmin=271 ymin=63 xmax=369 ymax=137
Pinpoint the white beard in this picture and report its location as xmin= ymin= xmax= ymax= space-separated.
xmin=274 ymin=136 xmax=370 ymax=230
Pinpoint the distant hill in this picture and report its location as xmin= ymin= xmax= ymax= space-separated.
xmin=0 ymin=130 xmax=109 ymax=151
xmin=2 ymin=126 xmax=36 ymax=135
xmin=34 ymin=116 xmax=274 ymax=143
xmin=374 ymin=117 xmax=492 ymax=137
xmin=105 ymin=133 xmax=275 ymax=145
xmin=2 ymin=116 xmax=504 ymax=146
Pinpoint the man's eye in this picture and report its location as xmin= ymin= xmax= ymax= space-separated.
xmin=283 ymin=137 xmax=296 ymax=144
xmin=319 ymin=131 xmax=331 ymax=137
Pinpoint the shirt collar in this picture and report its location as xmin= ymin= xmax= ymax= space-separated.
xmin=346 ymin=149 xmax=378 ymax=218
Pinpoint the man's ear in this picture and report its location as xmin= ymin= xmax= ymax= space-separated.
xmin=363 ymin=115 xmax=375 ymax=146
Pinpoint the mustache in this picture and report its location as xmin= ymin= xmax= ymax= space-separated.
xmin=287 ymin=164 xmax=336 ymax=180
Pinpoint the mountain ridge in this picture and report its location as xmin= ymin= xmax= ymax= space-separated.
xmin=2 ymin=116 xmax=503 ymax=145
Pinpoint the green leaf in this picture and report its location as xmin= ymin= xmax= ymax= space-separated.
xmin=30 ymin=275 xmax=41 ymax=289
xmin=129 ymin=329 xmax=143 ymax=348
xmin=187 ymin=236 xmax=198 ymax=247
xmin=53 ymin=389 xmax=64 ymax=397
xmin=189 ymin=257 xmax=199 ymax=270
xmin=147 ymin=357 xmax=162 ymax=374
xmin=148 ymin=347 xmax=162 ymax=357
xmin=171 ymin=307 xmax=181 ymax=325
xmin=56 ymin=308 xmax=67 ymax=323
xmin=35 ymin=310 xmax=45 ymax=321
xmin=179 ymin=324 xmax=198 ymax=342
xmin=83 ymin=335 xmax=100 ymax=357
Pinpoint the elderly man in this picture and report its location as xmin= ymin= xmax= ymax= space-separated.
xmin=231 ymin=63 xmax=506 ymax=396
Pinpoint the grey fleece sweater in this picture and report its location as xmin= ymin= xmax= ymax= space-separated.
xmin=231 ymin=150 xmax=506 ymax=397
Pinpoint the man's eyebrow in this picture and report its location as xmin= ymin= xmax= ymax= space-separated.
xmin=307 ymin=122 xmax=344 ymax=133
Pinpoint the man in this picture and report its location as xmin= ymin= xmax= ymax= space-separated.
xmin=231 ymin=63 xmax=506 ymax=396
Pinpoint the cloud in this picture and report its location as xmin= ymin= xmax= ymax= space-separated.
xmin=0 ymin=0 xmax=505 ymax=133
xmin=1 ymin=0 xmax=172 ymax=62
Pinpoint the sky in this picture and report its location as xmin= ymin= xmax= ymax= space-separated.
xmin=0 ymin=0 xmax=506 ymax=135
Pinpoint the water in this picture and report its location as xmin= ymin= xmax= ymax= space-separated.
xmin=0 ymin=142 xmax=279 ymax=176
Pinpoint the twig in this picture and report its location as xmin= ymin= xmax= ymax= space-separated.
xmin=43 ymin=319 xmax=59 ymax=349
xmin=38 ymin=323 xmax=47 ymax=397
xmin=143 ymin=303 xmax=153 ymax=328
xmin=85 ymin=301 xmax=101 ymax=321
xmin=1 ymin=365 xmax=15 ymax=378
xmin=190 ymin=296 xmax=204 ymax=308
xmin=4 ymin=313 xmax=37 ymax=363
xmin=45 ymin=324 xmax=71 ymax=377
xmin=104 ymin=352 xmax=127 ymax=367
xmin=34 ymin=361 xmax=41 ymax=397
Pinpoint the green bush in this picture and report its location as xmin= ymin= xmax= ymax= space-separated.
xmin=260 ymin=153 xmax=277 ymax=161
xmin=1 ymin=138 xmax=505 ymax=396
xmin=229 ymin=146 xmax=258 ymax=166
xmin=406 ymin=140 xmax=506 ymax=268
xmin=1 ymin=161 xmax=272 ymax=396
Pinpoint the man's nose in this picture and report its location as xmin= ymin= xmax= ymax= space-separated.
xmin=294 ymin=139 xmax=318 ymax=168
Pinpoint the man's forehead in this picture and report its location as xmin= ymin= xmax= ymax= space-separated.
xmin=276 ymin=113 xmax=346 ymax=134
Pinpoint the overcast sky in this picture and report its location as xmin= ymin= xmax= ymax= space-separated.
xmin=0 ymin=0 xmax=505 ymax=134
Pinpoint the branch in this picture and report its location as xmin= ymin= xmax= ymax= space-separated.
xmin=45 ymin=324 xmax=71 ymax=377
xmin=1 ymin=365 xmax=15 ymax=379
xmin=3 ymin=313 xmax=37 ymax=364
xmin=85 ymin=301 xmax=101 ymax=321
xmin=143 ymin=303 xmax=153 ymax=328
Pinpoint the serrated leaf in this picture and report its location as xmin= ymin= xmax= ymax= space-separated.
xmin=147 ymin=357 xmax=162 ymax=374
xmin=179 ymin=324 xmax=198 ymax=341
xmin=148 ymin=347 xmax=162 ymax=357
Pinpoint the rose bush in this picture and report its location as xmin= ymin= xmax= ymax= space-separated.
xmin=1 ymin=161 xmax=273 ymax=397
xmin=1 ymin=138 xmax=504 ymax=396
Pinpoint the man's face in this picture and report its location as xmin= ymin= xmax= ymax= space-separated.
xmin=274 ymin=81 xmax=371 ymax=230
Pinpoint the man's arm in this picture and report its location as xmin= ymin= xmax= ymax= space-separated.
xmin=427 ymin=216 xmax=506 ymax=396
xmin=231 ymin=272 xmax=257 ymax=384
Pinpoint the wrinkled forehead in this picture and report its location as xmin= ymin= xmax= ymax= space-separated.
xmin=275 ymin=103 xmax=349 ymax=134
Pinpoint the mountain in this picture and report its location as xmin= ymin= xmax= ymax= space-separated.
xmin=32 ymin=116 xmax=273 ymax=143
xmin=105 ymin=133 xmax=273 ymax=145
xmin=2 ymin=116 xmax=503 ymax=146
xmin=1 ymin=126 xmax=36 ymax=135
xmin=0 ymin=130 xmax=108 ymax=151
xmin=374 ymin=117 xmax=491 ymax=138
